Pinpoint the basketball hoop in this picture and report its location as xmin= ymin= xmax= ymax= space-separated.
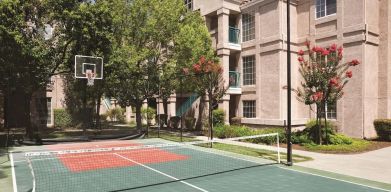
xmin=86 ymin=69 xmax=95 ymax=86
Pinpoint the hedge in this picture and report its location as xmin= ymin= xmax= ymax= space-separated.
xmin=212 ymin=109 xmax=225 ymax=126
xmin=374 ymin=119 xmax=391 ymax=141
xmin=54 ymin=109 xmax=73 ymax=128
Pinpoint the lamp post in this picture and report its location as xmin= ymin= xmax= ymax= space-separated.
xmin=286 ymin=0 xmax=293 ymax=166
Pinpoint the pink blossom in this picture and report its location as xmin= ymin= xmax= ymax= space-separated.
xmin=330 ymin=44 xmax=337 ymax=52
xmin=298 ymin=57 xmax=304 ymax=62
xmin=349 ymin=59 xmax=360 ymax=66
xmin=322 ymin=49 xmax=330 ymax=56
xmin=298 ymin=50 xmax=305 ymax=56
xmin=346 ymin=71 xmax=353 ymax=78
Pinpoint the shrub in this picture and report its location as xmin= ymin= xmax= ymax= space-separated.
xmin=157 ymin=114 xmax=168 ymax=126
xmin=252 ymin=127 xmax=286 ymax=144
xmin=107 ymin=108 xmax=125 ymax=122
xmin=212 ymin=109 xmax=225 ymax=126
xmin=185 ymin=117 xmax=196 ymax=130
xmin=329 ymin=134 xmax=353 ymax=145
xmin=141 ymin=107 xmax=156 ymax=125
xmin=213 ymin=125 xmax=254 ymax=138
xmin=304 ymin=119 xmax=335 ymax=144
xmin=169 ymin=116 xmax=181 ymax=129
xmin=54 ymin=109 xmax=73 ymax=128
xmin=374 ymin=119 xmax=391 ymax=141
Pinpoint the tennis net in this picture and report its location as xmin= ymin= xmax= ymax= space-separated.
xmin=23 ymin=133 xmax=281 ymax=192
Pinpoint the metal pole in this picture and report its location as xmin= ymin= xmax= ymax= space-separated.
xmin=286 ymin=0 xmax=293 ymax=166
xmin=180 ymin=77 xmax=184 ymax=142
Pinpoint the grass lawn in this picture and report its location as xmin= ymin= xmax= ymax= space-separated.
xmin=199 ymin=143 xmax=312 ymax=163
xmin=301 ymin=139 xmax=391 ymax=153
xmin=148 ymin=131 xmax=312 ymax=163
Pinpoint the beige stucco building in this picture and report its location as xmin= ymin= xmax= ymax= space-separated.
xmin=21 ymin=0 xmax=390 ymax=139
xmin=173 ymin=0 xmax=391 ymax=139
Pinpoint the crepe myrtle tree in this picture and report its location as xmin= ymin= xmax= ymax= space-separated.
xmin=182 ymin=56 xmax=227 ymax=140
xmin=295 ymin=41 xmax=360 ymax=145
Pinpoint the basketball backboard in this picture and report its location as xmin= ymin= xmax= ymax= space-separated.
xmin=74 ymin=55 xmax=103 ymax=79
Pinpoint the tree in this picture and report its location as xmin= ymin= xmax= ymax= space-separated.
xmin=172 ymin=11 xmax=216 ymax=130
xmin=0 ymin=0 xmax=72 ymax=137
xmin=183 ymin=56 xmax=227 ymax=139
xmin=108 ymin=0 xmax=185 ymax=131
xmin=295 ymin=42 xmax=360 ymax=144
xmin=50 ymin=0 xmax=116 ymax=130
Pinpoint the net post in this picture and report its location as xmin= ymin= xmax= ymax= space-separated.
xmin=277 ymin=133 xmax=281 ymax=164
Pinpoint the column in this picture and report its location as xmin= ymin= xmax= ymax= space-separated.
xmin=217 ymin=8 xmax=230 ymax=49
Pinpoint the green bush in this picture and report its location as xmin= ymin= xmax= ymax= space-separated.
xmin=185 ymin=117 xmax=196 ymax=130
xmin=169 ymin=116 xmax=181 ymax=129
xmin=107 ymin=108 xmax=125 ymax=122
xmin=252 ymin=127 xmax=287 ymax=144
xmin=213 ymin=125 xmax=254 ymax=138
xmin=329 ymin=134 xmax=353 ymax=145
xmin=374 ymin=119 xmax=391 ymax=141
xmin=303 ymin=139 xmax=371 ymax=153
xmin=212 ymin=109 xmax=225 ymax=126
xmin=304 ymin=119 xmax=335 ymax=144
xmin=54 ymin=109 xmax=73 ymax=128
xmin=141 ymin=107 xmax=156 ymax=125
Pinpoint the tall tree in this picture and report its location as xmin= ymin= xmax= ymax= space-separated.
xmin=0 ymin=0 xmax=71 ymax=137
xmin=108 ymin=0 xmax=185 ymax=131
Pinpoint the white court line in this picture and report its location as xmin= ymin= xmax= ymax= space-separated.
xmin=113 ymin=153 xmax=208 ymax=192
xmin=183 ymin=145 xmax=390 ymax=192
xmin=279 ymin=167 xmax=391 ymax=192
xmin=10 ymin=153 xmax=18 ymax=192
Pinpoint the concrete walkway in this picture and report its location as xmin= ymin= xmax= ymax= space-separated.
xmin=195 ymin=136 xmax=391 ymax=184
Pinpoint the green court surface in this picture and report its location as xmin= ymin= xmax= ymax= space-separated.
xmin=9 ymin=139 xmax=391 ymax=192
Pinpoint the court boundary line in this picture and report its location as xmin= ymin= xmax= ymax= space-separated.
xmin=279 ymin=167 xmax=391 ymax=192
xmin=113 ymin=153 xmax=208 ymax=192
xmin=184 ymin=144 xmax=391 ymax=192
xmin=10 ymin=153 xmax=18 ymax=192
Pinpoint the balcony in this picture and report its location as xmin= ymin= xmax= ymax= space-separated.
xmin=228 ymin=27 xmax=241 ymax=51
xmin=229 ymin=27 xmax=240 ymax=44
xmin=228 ymin=71 xmax=241 ymax=94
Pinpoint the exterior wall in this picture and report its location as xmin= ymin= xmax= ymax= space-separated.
xmin=295 ymin=0 xmax=383 ymax=138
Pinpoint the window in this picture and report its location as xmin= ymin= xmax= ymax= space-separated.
xmin=316 ymin=0 xmax=336 ymax=18
xmin=326 ymin=103 xmax=337 ymax=119
xmin=243 ymin=55 xmax=255 ymax=85
xmin=242 ymin=11 xmax=255 ymax=42
xmin=243 ymin=100 xmax=256 ymax=118
xmin=184 ymin=0 xmax=192 ymax=10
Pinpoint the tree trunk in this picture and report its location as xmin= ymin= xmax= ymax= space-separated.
xmin=162 ymin=98 xmax=168 ymax=126
xmin=316 ymin=105 xmax=322 ymax=145
xmin=208 ymin=92 xmax=213 ymax=140
xmin=135 ymin=102 xmax=143 ymax=133
xmin=195 ymin=95 xmax=205 ymax=130
xmin=95 ymin=96 xmax=102 ymax=130
xmin=24 ymin=93 xmax=34 ymax=139
xmin=324 ymin=102 xmax=328 ymax=145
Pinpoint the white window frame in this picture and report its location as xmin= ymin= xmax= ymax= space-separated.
xmin=184 ymin=0 xmax=193 ymax=10
xmin=241 ymin=11 xmax=255 ymax=42
xmin=243 ymin=100 xmax=256 ymax=118
xmin=325 ymin=103 xmax=337 ymax=120
xmin=242 ymin=55 xmax=255 ymax=86
xmin=315 ymin=0 xmax=336 ymax=19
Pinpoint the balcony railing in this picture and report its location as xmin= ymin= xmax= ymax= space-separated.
xmin=229 ymin=71 xmax=240 ymax=88
xmin=229 ymin=27 xmax=240 ymax=44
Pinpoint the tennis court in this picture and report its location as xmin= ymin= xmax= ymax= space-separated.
xmin=9 ymin=137 xmax=390 ymax=192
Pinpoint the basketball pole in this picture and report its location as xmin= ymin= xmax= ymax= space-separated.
xmin=286 ymin=0 xmax=293 ymax=166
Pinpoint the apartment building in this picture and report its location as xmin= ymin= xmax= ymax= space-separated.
xmin=178 ymin=0 xmax=391 ymax=139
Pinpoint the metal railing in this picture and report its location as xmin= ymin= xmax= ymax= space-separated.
xmin=229 ymin=71 xmax=240 ymax=88
xmin=229 ymin=27 xmax=240 ymax=44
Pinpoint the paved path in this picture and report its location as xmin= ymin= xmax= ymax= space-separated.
xmin=195 ymin=136 xmax=391 ymax=184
